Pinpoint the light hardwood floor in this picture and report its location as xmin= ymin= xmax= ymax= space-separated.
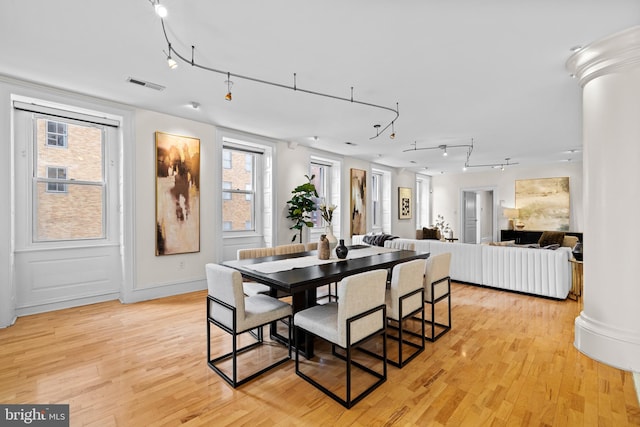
xmin=1 ymin=283 xmax=638 ymax=426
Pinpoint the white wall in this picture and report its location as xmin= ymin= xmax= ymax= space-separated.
xmin=391 ymin=168 xmax=418 ymax=239
xmin=274 ymin=142 xmax=314 ymax=245
xmin=431 ymin=162 xmax=584 ymax=239
xmin=130 ymin=110 xmax=217 ymax=298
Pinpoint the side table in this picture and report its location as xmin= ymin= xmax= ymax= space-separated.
xmin=568 ymin=258 xmax=583 ymax=301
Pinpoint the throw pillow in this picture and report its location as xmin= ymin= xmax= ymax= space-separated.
xmin=538 ymin=231 xmax=565 ymax=247
xmin=542 ymin=244 xmax=560 ymax=250
xmin=422 ymin=227 xmax=440 ymax=240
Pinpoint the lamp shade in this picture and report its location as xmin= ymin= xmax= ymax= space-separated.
xmin=503 ymin=208 xmax=520 ymax=218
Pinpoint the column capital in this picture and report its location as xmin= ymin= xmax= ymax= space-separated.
xmin=566 ymin=25 xmax=640 ymax=87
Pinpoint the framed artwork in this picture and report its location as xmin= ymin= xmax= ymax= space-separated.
xmin=398 ymin=187 xmax=412 ymax=219
xmin=515 ymin=177 xmax=570 ymax=231
xmin=155 ymin=131 xmax=201 ymax=255
xmin=350 ymin=168 xmax=367 ymax=236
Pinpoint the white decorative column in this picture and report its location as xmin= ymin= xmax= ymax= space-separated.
xmin=566 ymin=26 xmax=640 ymax=371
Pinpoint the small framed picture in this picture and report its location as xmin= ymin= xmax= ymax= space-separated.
xmin=398 ymin=187 xmax=412 ymax=219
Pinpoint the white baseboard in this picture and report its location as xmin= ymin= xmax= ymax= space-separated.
xmin=15 ymin=292 xmax=120 ymax=317
xmin=120 ymin=278 xmax=206 ymax=304
xmin=11 ymin=279 xmax=207 ymax=321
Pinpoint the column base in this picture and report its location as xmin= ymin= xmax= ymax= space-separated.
xmin=575 ymin=312 xmax=640 ymax=371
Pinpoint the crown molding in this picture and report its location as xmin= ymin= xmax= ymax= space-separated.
xmin=566 ymin=25 xmax=640 ymax=87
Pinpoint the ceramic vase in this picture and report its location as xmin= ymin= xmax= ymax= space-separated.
xmin=325 ymin=224 xmax=338 ymax=252
xmin=335 ymin=239 xmax=348 ymax=259
xmin=318 ymin=234 xmax=330 ymax=260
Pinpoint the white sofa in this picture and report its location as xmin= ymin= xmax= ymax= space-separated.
xmin=353 ymin=236 xmax=571 ymax=299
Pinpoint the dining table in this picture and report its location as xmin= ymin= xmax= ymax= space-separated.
xmin=223 ymin=244 xmax=430 ymax=358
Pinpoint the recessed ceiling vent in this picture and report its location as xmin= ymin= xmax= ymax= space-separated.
xmin=126 ymin=77 xmax=165 ymax=91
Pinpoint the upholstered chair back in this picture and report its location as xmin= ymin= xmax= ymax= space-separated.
xmin=387 ymin=259 xmax=426 ymax=320
xmin=274 ymin=243 xmax=306 ymax=255
xmin=205 ymin=263 xmax=246 ymax=330
xmin=337 ymin=269 xmax=387 ymax=347
xmin=237 ymin=247 xmax=275 ymax=260
xmin=424 ymin=252 xmax=452 ymax=302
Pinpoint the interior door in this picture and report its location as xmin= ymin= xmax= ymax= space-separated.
xmin=463 ymin=191 xmax=477 ymax=243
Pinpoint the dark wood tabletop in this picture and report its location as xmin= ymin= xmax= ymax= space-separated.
xmin=223 ymin=246 xmax=430 ymax=295
xmin=223 ymin=246 xmax=430 ymax=357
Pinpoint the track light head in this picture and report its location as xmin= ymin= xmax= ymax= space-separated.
xmin=154 ymin=1 xmax=167 ymax=17
xmin=224 ymin=72 xmax=233 ymax=101
xmin=167 ymin=55 xmax=177 ymax=69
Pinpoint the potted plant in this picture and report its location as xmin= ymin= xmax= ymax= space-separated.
xmin=433 ymin=214 xmax=452 ymax=239
xmin=286 ymin=175 xmax=318 ymax=243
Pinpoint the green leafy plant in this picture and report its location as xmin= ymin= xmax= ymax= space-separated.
xmin=286 ymin=174 xmax=318 ymax=243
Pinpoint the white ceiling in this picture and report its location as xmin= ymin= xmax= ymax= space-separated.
xmin=2 ymin=0 xmax=639 ymax=174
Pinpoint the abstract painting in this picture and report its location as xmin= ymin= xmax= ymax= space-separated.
xmin=155 ymin=131 xmax=201 ymax=255
xmin=398 ymin=187 xmax=412 ymax=219
xmin=515 ymin=177 xmax=570 ymax=231
xmin=350 ymin=168 xmax=366 ymax=236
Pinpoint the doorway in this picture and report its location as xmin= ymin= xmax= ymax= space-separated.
xmin=460 ymin=188 xmax=497 ymax=244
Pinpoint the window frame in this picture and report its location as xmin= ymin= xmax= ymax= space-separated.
xmin=221 ymin=145 xmax=260 ymax=234
xmin=45 ymin=166 xmax=68 ymax=193
xmin=33 ymin=114 xmax=108 ymax=243
xmin=46 ymin=120 xmax=68 ymax=148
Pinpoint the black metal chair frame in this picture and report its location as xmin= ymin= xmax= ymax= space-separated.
xmin=360 ymin=287 xmax=425 ymax=368
xmin=294 ymin=304 xmax=387 ymax=409
xmin=422 ymin=275 xmax=451 ymax=342
xmin=207 ymin=294 xmax=292 ymax=388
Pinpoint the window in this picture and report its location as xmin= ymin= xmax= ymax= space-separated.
xmin=223 ymin=150 xmax=232 ymax=169
xmin=222 ymin=147 xmax=258 ymax=232
xmin=222 ymin=181 xmax=232 ymax=200
xmin=46 ymin=166 xmax=67 ymax=193
xmin=46 ymin=120 xmax=67 ymax=147
xmin=310 ymin=162 xmax=330 ymax=228
xmin=416 ymin=175 xmax=431 ymax=228
xmin=35 ymin=116 xmax=105 ymax=241
xmin=372 ymin=172 xmax=382 ymax=228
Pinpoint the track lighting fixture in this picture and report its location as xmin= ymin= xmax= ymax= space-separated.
xmin=164 ymin=43 xmax=177 ymax=69
xmin=390 ymin=121 xmax=396 ymax=139
xmin=167 ymin=54 xmax=177 ymax=69
xmin=151 ymin=4 xmax=398 ymax=137
xmin=151 ymin=0 xmax=167 ymax=18
xmin=442 ymin=145 xmax=448 ymax=156
xmin=224 ymin=72 xmax=233 ymax=101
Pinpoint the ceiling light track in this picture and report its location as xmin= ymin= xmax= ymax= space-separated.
xmin=154 ymin=14 xmax=399 ymax=139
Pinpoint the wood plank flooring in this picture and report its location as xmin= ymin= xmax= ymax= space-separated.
xmin=1 ymin=283 xmax=638 ymax=426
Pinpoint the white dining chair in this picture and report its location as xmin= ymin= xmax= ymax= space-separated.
xmin=205 ymin=263 xmax=292 ymax=388
xmin=294 ymin=269 xmax=388 ymax=408
xmin=237 ymin=247 xmax=274 ymax=297
xmin=423 ymin=252 xmax=452 ymax=341
xmin=274 ymin=243 xmax=306 ymax=255
xmin=384 ymin=258 xmax=426 ymax=367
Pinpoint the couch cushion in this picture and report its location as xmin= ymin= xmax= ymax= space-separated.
xmin=538 ymin=231 xmax=565 ymax=247
xmin=489 ymin=240 xmax=515 ymax=246
xmin=562 ymin=235 xmax=579 ymax=248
